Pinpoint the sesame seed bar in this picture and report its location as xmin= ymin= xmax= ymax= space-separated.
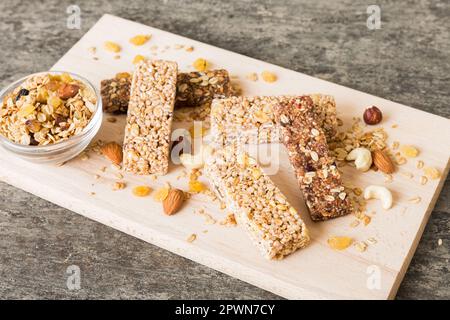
xmin=210 ymin=94 xmax=337 ymax=146
xmin=274 ymin=96 xmax=352 ymax=221
xmin=100 ymin=73 xmax=132 ymax=114
xmin=176 ymin=69 xmax=231 ymax=108
xmin=123 ymin=60 xmax=178 ymax=175
xmin=100 ymin=69 xmax=231 ymax=114
xmin=205 ymin=147 xmax=310 ymax=259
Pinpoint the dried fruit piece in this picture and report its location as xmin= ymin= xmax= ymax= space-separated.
xmin=328 ymin=236 xmax=353 ymax=250
xmin=104 ymin=41 xmax=121 ymax=53
xmin=15 ymin=88 xmax=29 ymax=101
xmin=58 ymin=83 xmax=80 ymax=99
xmin=116 ymin=72 xmax=131 ymax=79
xmin=25 ymin=119 xmax=41 ymax=133
xmin=193 ymin=58 xmax=208 ymax=72
xmin=372 ymin=150 xmax=395 ymax=174
xmin=132 ymin=54 xmax=146 ymax=64
xmin=423 ymin=167 xmax=441 ymax=180
xmin=101 ymin=142 xmax=123 ymax=165
xmin=153 ymin=186 xmax=170 ymax=202
xmin=189 ymin=180 xmax=207 ymax=193
xmin=261 ymin=71 xmax=277 ymax=83
xmin=363 ymin=106 xmax=383 ymax=125
xmin=400 ymin=145 xmax=419 ymax=158
xmin=132 ymin=186 xmax=152 ymax=197
xmin=17 ymin=104 xmax=35 ymax=118
xmin=47 ymin=96 xmax=62 ymax=108
xmin=163 ymin=189 xmax=185 ymax=215
xmin=60 ymin=73 xmax=73 ymax=83
xmin=129 ymin=34 xmax=151 ymax=46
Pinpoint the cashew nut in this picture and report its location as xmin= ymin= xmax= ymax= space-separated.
xmin=346 ymin=147 xmax=372 ymax=172
xmin=179 ymin=144 xmax=214 ymax=170
xmin=363 ymin=185 xmax=393 ymax=210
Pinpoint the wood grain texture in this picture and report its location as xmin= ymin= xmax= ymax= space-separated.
xmin=0 ymin=0 xmax=449 ymax=300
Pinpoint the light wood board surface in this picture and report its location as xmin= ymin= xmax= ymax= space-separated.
xmin=0 ymin=14 xmax=449 ymax=299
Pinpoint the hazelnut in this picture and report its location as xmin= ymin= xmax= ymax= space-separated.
xmin=363 ymin=106 xmax=383 ymax=125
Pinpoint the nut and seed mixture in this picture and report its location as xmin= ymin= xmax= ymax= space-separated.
xmin=210 ymin=94 xmax=337 ymax=146
xmin=274 ymin=96 xmax=352 ymax=221
xmin=123 ymin=60 xmax=178 ymax=175
xmin=0 ymin=73 xmax=96 ymax=146
xmin=204 ymin=147 xmax=310 ymax=259
xmin=100 ymin=72 xmax=132 ymax=114
xmin=175 ymin=69 xmax=231 ymax=109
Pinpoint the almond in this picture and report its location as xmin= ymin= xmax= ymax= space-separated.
xmin=372 ymin=150 xmax=395 ymax=174
xmin=58 ymin=83 xmax=80 ymax=99
xmin=163 ymin=189 xmax=185 ymax=215
xmin=101 ymin=142 xmax=123 ymax=165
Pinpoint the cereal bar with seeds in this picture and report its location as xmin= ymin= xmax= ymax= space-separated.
xmin=274 ymin=96 xmax=351 ymax=221
xmin=205 ymin=147 xmax=310 ymax=259
xmin=100 ymin=69 xmax=231 ymax=114
xmin=123 ymin=60 xmax=178 ymax=175
xmin=176 ymin=69 xmax=231 ymax=108
xmin=100 ymin=72 xmax=132 ymax=114
xmin=210 ymin=94 xmax=337 ymax=146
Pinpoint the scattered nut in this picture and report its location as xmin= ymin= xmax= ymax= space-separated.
xmin=372 ymin=150 xmax=395 ymax=174
xmin=364 ymin=185 xmax=393 ymax=210
xmin=179 ymin=145 xmax=213 ymax=171
xmin=363 ymin=106 xmax=383 ymax=125
xmin=346 ymin=147 xmax=372 ymax=172
xmin=163 ymin=189 xmax=185 ymax=215
xmin=101 ymin=142 xmax=123 ymax=165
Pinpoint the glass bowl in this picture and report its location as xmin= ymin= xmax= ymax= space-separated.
xmin=0 ymin=71 xmax=102 ymax=164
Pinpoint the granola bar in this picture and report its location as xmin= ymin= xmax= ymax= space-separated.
xmin=100 ymin=72 xmax=131 ymax=114
xmin=176 ymin=69 xmax=231 ymax=108
xmin=274 ymin=96 xmax=352 ymax=221
xmin=123 ymin=60 xmax=178 ymax=175
xmin=210 ymin=94 xmax=337 ymax=146
xmin=205 ymin=147 xmax=310 ymax=259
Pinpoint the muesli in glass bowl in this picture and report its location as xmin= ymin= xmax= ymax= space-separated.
xmin=0 ymin=71 xmax=102 ymax=164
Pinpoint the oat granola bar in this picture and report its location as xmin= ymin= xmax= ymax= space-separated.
xmin=100 ymin=73 xmax=131 ymax=114
xmin=210 ymin=94 xmax=337 ymax=146
xmin=100 ymin=69 xmax=231 ymax=114
xmin=274 ymin=96 xmax=351 ymax=221
xmin=176 ymin=69 xmax=231 ymax=108
xmin=205 ymin=147 xmax=310 ymax=259
xmin=123 ymin=60 xmax=178 ymax=175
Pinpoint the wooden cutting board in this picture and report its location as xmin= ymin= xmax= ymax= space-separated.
xmin=1 ymin=14 xmax=449 ymax=299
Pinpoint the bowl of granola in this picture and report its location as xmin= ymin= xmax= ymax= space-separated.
xmin=0 ymin=71 xmax=102 ymax=164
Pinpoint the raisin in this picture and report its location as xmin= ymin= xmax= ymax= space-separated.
xmin=15 ymin=88 xmax=29 ymax=101
xmin=29 ymin=134 xmax=39 ymax=146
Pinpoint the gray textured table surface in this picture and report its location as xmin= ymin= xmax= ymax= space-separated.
xmin=0 ymin=0 xmax=448 ymax=299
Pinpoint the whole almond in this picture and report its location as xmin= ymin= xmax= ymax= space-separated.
xmin=58 ymin=83 xmax=80 ymax=100
xmin=163 ymin=189 xmax=185 ymax=215
xmin=101 ymin=142 xmax=123 ymax=165
xmin=372 ymin=150 xmax=395 ymax=174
